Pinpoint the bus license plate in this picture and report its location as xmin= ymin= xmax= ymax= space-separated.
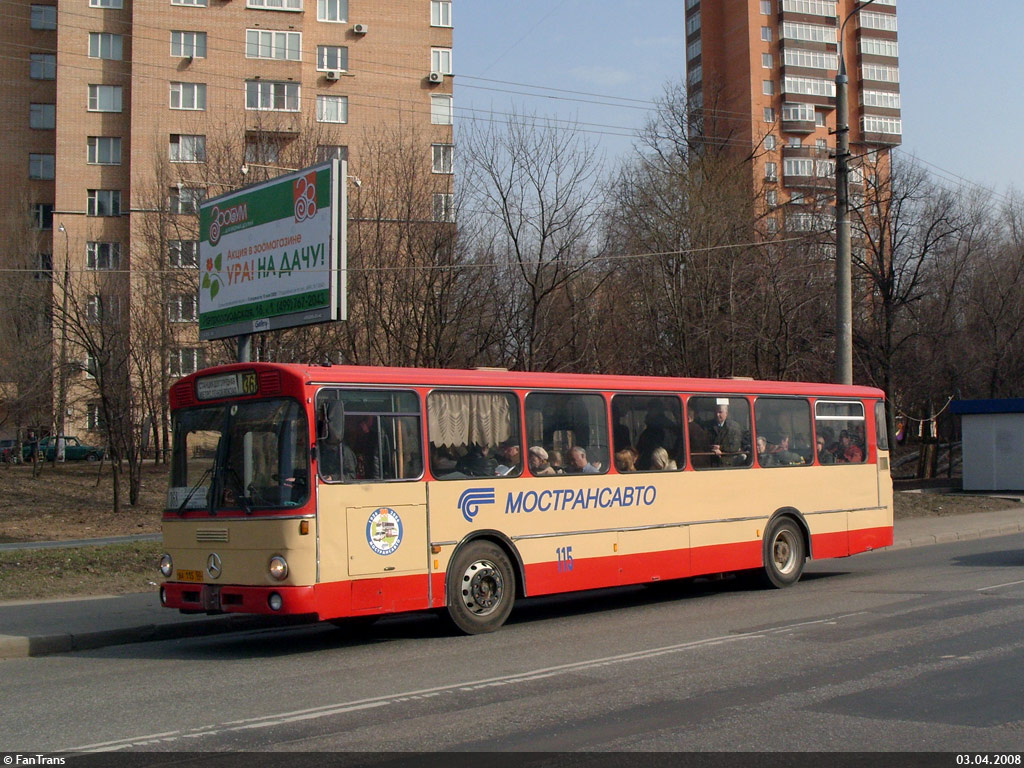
xmin=177 ymin=569 xmax=203 ymax=582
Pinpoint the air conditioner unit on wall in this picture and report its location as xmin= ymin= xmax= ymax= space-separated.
xmin=428 ymin=71 xmax=443 ymax=84
xmin=353 ymin=23 xmax=368 ymax=34
xmin=325 ymin=70 xmax=340 ymax=81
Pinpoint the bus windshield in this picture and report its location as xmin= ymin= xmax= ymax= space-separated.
xmin=168 ymin=398 xmax=309 ymax=513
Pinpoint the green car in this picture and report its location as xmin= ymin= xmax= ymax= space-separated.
xmin=23 ymin=436 xmax=105 ymax=462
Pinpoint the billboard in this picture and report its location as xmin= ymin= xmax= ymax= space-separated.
xmin=198 ymin=159 xmax=347 ymax=340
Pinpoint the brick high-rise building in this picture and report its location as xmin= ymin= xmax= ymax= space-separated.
xmin=0 ymin=0 xmax=454 ymax=439
xmin=685 ymin=0 xmax=900 ymax=232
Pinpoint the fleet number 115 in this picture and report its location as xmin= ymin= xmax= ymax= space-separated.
xmin=556 ymin=546 xmax=574 ymax=572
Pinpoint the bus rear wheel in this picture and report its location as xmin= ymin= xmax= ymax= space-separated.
xmin=761 ymin=517 xmax=806 ymax=588
xmin=446 ymin=541 xmax=515 ymax=635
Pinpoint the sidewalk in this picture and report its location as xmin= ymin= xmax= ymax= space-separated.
xmin=2 ymin=507 xmax=1023 ymax=660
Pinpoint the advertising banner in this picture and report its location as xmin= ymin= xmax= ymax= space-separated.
xmin=198 ymin=159 xmax=346 ymax=340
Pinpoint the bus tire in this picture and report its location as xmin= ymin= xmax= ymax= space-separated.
xmin=761 ymin=517 xmax=805 ymax=588
xmin=446 ymin=540 xmax=515 ymax=635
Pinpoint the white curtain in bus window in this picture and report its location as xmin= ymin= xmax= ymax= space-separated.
xmin=611 ymin=394 xmax=684 ymax=472
xmin=754 ymin=397 xmax=812 ymax=467
xmin=688 ymin=396 xmax=753 ymax=469
xmin=427 ymin=391 xmax=521 ymax=479
xmin=815 ymin=400 xmax=866 ymax=464
xmin=524 ymin=392 xmax=608 ymax=475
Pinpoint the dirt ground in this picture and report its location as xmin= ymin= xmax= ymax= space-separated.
xmin=0 ymin=461 xmax=1020 ymax=543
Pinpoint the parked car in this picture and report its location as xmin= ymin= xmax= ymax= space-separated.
xmin=22 ymin=436 xmax=104 ymax=462
xmin=0 ymin=439 xmax=20 ymax=463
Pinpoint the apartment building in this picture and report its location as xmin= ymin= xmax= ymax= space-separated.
xmin=1 ymin=0 xmax=454 ymax=438
xmin=684 ymin=0 xmax=900 ymax=233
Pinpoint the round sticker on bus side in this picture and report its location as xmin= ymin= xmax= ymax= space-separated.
xmin=366 ymin=508 xmax=403 ymax=556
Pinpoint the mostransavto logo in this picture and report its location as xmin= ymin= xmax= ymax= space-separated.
xmin=458 ymin=487 xmax=495 ymax=523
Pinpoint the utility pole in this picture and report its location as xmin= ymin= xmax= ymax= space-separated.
xmin=834 ymin=0 xmax=877 ymax=385
xmin=56 ymin=223 xmax=71 ymax=462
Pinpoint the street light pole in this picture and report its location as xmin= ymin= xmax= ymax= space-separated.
xmin=56 ymin=223 xmax=70 ymax=462
xmin=834 ymin=0 xmax=877 ymax=385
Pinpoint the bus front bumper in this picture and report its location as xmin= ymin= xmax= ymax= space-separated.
xmin=161 ymin=582 xmax=318 ymax=616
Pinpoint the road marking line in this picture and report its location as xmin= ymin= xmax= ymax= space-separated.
xmin=976 ymin=578 xmax=1024 ymax=592
xmin=63 ymin=612 xmax=865 ymax=752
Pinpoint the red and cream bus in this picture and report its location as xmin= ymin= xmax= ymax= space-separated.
xmin=159 ymin=363 xmax=893 ymax=634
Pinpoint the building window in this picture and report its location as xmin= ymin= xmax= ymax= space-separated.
xmin=861 ymin=115 xmax=902 ymax=135
xmin=860 ymin=38 xmax=899 ymax=57
xmin=246 ymin=29 xmax=301 ymax=60
xmin=686 ymin=11 xmax=701 ymax=35
xmin=246 ymin=81 xmax=300 ymax=111
xmin=169 ymin=187 xmax=205 ymax=215
xmin=783 ymin=48 xmax=837 ymax=70
xmin=170 ymin=31 xmax=207 ymax=58
xmin=168 ymin=294 xmax=198 ymax=323
xmin=32 ymin=203 xmax=54 ymax=230
xmin=169 ymin=240 xmax=199 ymax=267
xmin=432 ymin=144 xmax=454 ymax=174
xmin=88 ymin=32 xmax=123 ymax=60
xmin=765 ymin=216 xmax=778 ymax=234
xmin=317 ymin=45 xmax=348 ymax=71
xmin=430 ymin=48 xmax=452 ymax=75
xmin=30 ymin=5 xmax=57 ymax=30
xmin=762 ymin=80 xmax=774 ymax=95
xmin=762 ymin=53 xmax=773 ymax=69
xmin=766 ymin=189 xmax=778 ymax=206
xmin=816 ymin=111 xmax=826 ymax=127
xmin=317 ymin=0 xmax=347 ymax=22
xmin=87 ymin=294 xmax=121 ymax=324
xmin=315 ymin=94 xmax=348 ymax=123
xmin=816 ymin=137 xmax=827 ymax=149
xmin=86 ymin=242 xmax=121 ymax=270
xmin=170 ymin=82 xmax=206 ymax=110
xmin=87 ymin=190 xmax=121 ymax=217
xmin=172 ymin=0 xmax=208 ymax=5
xmin=764 ymin=162 xmax=778 ymax=181
xmin=33 ymin=252 xmax=53 ymax=280
xmin=88 ymin=85 xmax=123 ymax=112
xmin=30 ymin=103 xmax=56 ymax=129
xmin=431 ymin=94 xmax=453 ymax=125
xmin=90 ymin=0 xmax=123 ymax=7
xmin=780 ymin=0 xmax=837 ymax=15
xmin=169 ymin=134 xmax=206 ymax=163
xmin=861 ymin=63 xmax=900 ymax=84
xmin=860 ymin=11 xmax=897 ymax=32
xmin=788 ymin=136 xmax=802 ymax=147
xmin=244 ymin=135 xmax=284 ymax=163
xmin=687 ymin=39 xmax=701 ymax=60
xmin=30 ymin=54 xmax=56 ymax=80
xmin=84 ymin=354 xmax=97 ymax=379
xmin=87 ymin=136 xmax=122 ymax=165
xmin=763 ymin=134 xmax=776 ymax=150
xmin=170 ymin=348 xmax=204 ymax=377
xmin=761 ymin=0 xmax=772 ymax=13
xmin=782 ymin=75 xmax=836 ymax=98
xmin=430 ymin=0 xmax=452 ymax=27
xmin=760 ymin=26 xmax=772 ymax=42
xmin=432 ymin=193 xmax=454 ymax=223
xmin=763 ymin=107 xmax=775 ymax=123
xmin=861 ymin=90 xmax=901 ymax=110
xmin=29 ymin=154 xmax=55 ymax=180
xmin=781 ymin=21 xmax=836 ymax=44
xmin=316 ymin=145 xmax=347 ymax=162
xmin=248 ymin=0 xmax=301 ymax=8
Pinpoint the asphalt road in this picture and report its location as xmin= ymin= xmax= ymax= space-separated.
xmin=3 ymin=533 xmax=1023 ymax=753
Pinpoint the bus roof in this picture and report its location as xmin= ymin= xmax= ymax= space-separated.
xmin=177 ymin=362 xmax=885 ymax=401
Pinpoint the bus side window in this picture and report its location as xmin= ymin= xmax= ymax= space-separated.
xmin=754 ymin=397 xmax=813 ymax=467
xmin=525 ymin=392 xmax=608 ymax=475
xmin=427 ymin=391 xmax=522 ymax=479
xmin=316 ymin=389 xmax=423 ymax=482
xmin=688 ymin=396 xmax=752 ymax=469
xmin=611 ymin=394 xmax=684 ymax=472
xmin=815 ymin=400 xmax=866 ymax=464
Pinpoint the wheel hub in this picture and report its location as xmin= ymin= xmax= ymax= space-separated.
xmin=461 ymin=559 xmax=503 ymax=616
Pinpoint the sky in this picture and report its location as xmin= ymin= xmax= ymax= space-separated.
xmin=454 ymin=0 xmax=1022 ymax=202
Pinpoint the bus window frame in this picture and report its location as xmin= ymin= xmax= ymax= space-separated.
xmin=814 ymin=398 xmax=868 ymax=465
xmin=315 ymin=386 xmax=425 ymax=484
xmin=753 ymin=395 xmax=814 ymax=469
xmin=686 ymin=393 xmax=755 ymax=470
xmin=523 ymin=388 xmax=611 ymax=476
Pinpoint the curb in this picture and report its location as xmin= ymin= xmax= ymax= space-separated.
xmin=887 ymin=521 xmax=1024 ymax=551
xmin=0 ymin=614 xmax=315 ymax=660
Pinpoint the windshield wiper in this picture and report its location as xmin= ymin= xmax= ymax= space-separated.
xmin=224 ymin=465 xmax=255 ymax=515
xmin=177 ymin=466 xmax=213 ymax=517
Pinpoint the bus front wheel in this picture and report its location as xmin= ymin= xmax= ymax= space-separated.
xmin=446 ymin=541 xmax=515 ymax=634
xmin=761 ymin=517 xmax=806 ymax=588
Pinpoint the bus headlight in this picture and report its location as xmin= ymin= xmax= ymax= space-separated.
xmin=159 ymin=554 xmax=173 ymax=578
xmin=268 ymin=556 xmax=289 ymax=581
